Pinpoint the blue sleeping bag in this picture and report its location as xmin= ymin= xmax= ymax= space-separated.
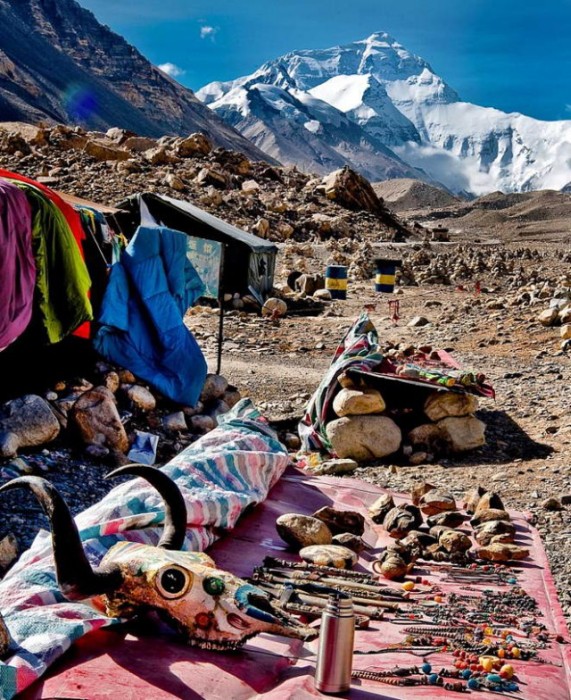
xmin=94 ymin=226 xmax=207 ymax=406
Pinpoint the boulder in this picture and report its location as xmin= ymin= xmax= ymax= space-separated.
xmin=0 ymin=395 xmax=60 ymax=458
xmin=222 ymin=387 xmax=242 ymax=409
xmin=312 ymin=506 xmax=365 ymax=536
xmin=476 ymin=543 xmax=529 ymax=562
xmin=163 ymin=412 xmax=188 ymax=432
xmin=186 ymin=415 xmax=214 ymax=434
xmin=123 ymin=136 xmax=157 ymax=152
xmin=200 ymin=374 xmax=229 ymax=403
xmin=311 ymin=458 xmax=358 ymax=476
xmin=0 ymin=533 xmax=18 ymax=572
xmin=175 ymin=133 xmax=212 ymax=157
xmin=299 ymin=544 xmax=357 ymax=569
xmin=124 ymin=384 xmax=156 ymax=412
xmin=408 ymin=423 xmax=445 ymax=451
xmin=411 ymin=482 xmax=436 ymax=506
xmin=275 ymin=514 xmax=332 ymax=549
xmin=408 ymin=316 xmax=430 ymax=327
xmin=560 ymin=324 xmax=571 ymax=340
xmin=313 ymin=289 xmax=332 ymax=301
xmin=196 ymin=166 xmax=228 ymax=188
xmin=144 ymin=146 xmax=176 ymax=165
xmin=419 ymin=490 xmax=456 ymax=516
xmin=470 ymin=509 xmax=511 ymax=526
xmin=368 ymin=493 xmax=395 ymax=524
xmin=438 ymin=530 xmax=472 ymax=553
xmin=262 ymin=297 xmax=287 ymax=318
xmin=84 ymin=140 xmax=130 ymax=161
xmin=559 ymin=306 xmax=571 ymax=324
xmin=438 ymin=416 xmax=486 ymax=452
xmin=538 ymin=307 xmax=559 ymax=326
xmin=463 ymin=486 xmax=487 ymax=514
xmin=332 ymin=387 xmax=386 ymax=417
xmin=384 ymin=506 xmax=421 ymax=539
xmin=241 ymin=179 xmax=260 ymax=195
xmin=424 ymin=392 xmax=479 ymax=421
xmin=326 ymin=415 xmax=401 ymax=461
xmin=103 ymin=371 xmax=120 ymax=393
xmin=322 ymin=166 xmax=384 ymax=214
xmin=474 ymin=520 xmax=516 ymax=545
xmin=426 ymin=511 xmax=465 ymax=528
xmin=294 ymin=273 xmax=325 ymax=296
xmin=332 ymin=533 xmax=365 ymax=553
xmin=164 ymin=174 xmax=185 ymax=191
xmin=475 ymin=492 xmax=505 ymax=513
xmin=70 ymin=387 xmax=128 ymax=452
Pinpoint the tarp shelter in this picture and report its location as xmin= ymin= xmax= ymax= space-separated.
xmin=113 ymin=193 xmax=278 ymax=300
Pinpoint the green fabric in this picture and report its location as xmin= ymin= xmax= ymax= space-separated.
xmin=17 ymin=184 xmax=93 ymax=344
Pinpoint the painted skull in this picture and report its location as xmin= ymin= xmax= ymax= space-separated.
xmin=101 ymin=541 xmax=314 ymax=649
xmin=0 ymin=466 xmax=317 ymax=650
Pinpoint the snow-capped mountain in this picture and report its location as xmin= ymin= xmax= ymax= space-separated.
xmin=198 ymin=33 xmax=571 ymax=195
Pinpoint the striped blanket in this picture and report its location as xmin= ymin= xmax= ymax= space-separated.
xmin=298 ymin=313 xmax=383 ymax=454
xmin=0 ymin=400 xmax=288 ymax=699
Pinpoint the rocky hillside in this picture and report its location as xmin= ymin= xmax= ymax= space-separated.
xmin=0 ymin=121 xmax=410 ymax=242
xmin=0 ymin=0 xmax=270 ymax=161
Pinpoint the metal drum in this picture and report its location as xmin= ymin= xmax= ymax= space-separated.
xmin=375 ymin=258 xmax=401 ymax=293
xmin=325 ymin=265 xmax=348 ymax=300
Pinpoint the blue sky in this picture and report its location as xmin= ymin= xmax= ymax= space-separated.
xmin=80 ymin=0 xmax=571 ymax=121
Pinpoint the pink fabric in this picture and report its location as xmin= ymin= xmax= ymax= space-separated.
xmin=21 ymin=470 xmax=571 ymax=700
xmin=0 ymin=180 xmax=35 ymax=350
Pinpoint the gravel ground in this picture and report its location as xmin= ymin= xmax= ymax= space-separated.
xmin=1 ymin=244 xmax=570 ymax=630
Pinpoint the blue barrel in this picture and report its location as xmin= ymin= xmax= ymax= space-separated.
xmin=375 ymin=258 xmax=401 ymax=293
xmin=325 ymin=265 xmax=348 ymax=300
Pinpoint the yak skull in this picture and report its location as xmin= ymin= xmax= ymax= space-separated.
xmin=0 ymin=466 xmax=317 ymax=650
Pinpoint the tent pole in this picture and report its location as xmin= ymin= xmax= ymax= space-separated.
xmin=216 ymin=245 xmax=226 ymax=375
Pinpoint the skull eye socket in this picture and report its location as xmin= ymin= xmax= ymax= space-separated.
xmin=156 ymin=566 xmax=191 ymax=599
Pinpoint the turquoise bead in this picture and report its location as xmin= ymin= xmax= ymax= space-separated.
xmin=421 ymin=663 xmax=432 ymax=674
xmin=461 ymin=669 xmax=472 ymax=679
xmin=487 ymin=673 xmax=502 ymax=683
xmin=428 ymin=673 xmax=439 ymax=685
xmin=468 ymin=679 xmax=480 ymax=690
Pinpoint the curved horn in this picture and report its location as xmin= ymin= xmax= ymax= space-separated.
xmin=105 ymin=465 xmax=187 ymax=551
xmin=0 ymin=477 xmax=122 ymax=600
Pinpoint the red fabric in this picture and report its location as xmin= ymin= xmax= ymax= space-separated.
xmin=0 ymin=169 xmax=91 ymax=338
xmin=20 ymin=469 xmax=571 ymax=700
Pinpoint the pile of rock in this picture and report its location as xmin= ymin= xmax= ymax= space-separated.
xmin=324 ymin=369 xmax=486 ymax=465
xmin=370 ymin=482 xmax=528 ymax=581
xmin=275 ymin=506 xmax=366 ymax=568
xmin=533 ymin=274 xmax=571 ymax=349
xmin=0 ymin=366 xmax=241 ymax=465
xmin=397 ymin=246 xmax=555 ymax=289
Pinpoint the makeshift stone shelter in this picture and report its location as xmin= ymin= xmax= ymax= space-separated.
xmin=299 ymin=313 xmax=494 ymax=464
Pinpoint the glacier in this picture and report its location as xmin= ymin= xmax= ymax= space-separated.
xmin=197 ymin=32 xmax=571 ymax=196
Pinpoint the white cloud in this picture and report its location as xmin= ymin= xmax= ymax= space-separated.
xmin=200 ymin=25 xmax=218 ymax=40
xmin=158 ymin=62 xmax=186 ymax=78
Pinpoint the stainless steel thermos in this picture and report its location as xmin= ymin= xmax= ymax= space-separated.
xmin=314 ymin=594 xmax=355 ymax=694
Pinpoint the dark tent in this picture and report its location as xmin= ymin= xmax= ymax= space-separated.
xmin=113 ymin=193 xmax=278 ymax=300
